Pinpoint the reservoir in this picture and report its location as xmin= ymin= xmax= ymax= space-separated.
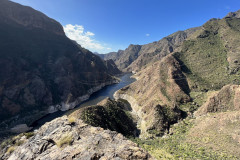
xmin=31 ymin=73 xmax=136 ymax=129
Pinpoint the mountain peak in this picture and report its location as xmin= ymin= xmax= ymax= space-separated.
xmin=0 ymin=0 xmax=65 ymax=35
xmin=225 ymin=9 xmax=240 ymax=18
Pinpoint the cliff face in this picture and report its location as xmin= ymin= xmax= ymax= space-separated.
xmin=0 ymin=0 xmax=119 ymax=136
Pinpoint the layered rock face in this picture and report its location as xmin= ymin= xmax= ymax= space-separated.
xmin=0 ymin=0 xmax=120 ymax=135
xmin=0 ymin=116 xmax=153 ymax=160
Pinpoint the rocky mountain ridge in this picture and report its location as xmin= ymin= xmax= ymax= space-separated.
xmin=103 ymin=27 xmax=200 ymax=72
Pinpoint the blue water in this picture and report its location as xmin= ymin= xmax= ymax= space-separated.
xmin=31 ymin=73 xmax=135 ymax=128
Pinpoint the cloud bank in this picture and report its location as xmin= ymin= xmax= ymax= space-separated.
xmin=63 ymin=24 xmax=111 ymax=53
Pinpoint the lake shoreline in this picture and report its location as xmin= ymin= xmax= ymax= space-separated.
xmin=29 ymin=73 xmax=136 ymax=130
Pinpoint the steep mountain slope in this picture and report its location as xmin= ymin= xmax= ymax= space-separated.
xmin=174 ymin=16 xmax=240 ymax=91
xmin=110 ymin=10 xmax=240 ymax=159
xmin=103 ymin=27 xmax=200 ymax=72
xmin=0 ymin=0 xmax=119 ymax=137
xmin=114 ymin=10 xmax=240 ymax=139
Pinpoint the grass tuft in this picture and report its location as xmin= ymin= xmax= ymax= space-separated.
xmin=56 ymin=134 xmax=73 ymax=148
xmin=6 ymin=146 xmax=15 ymax=154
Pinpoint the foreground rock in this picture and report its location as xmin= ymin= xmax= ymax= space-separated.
xmin=1 ymin=116 xmax=153 ymax=160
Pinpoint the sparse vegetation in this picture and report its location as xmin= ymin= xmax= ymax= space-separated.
xmin=174 ymin=17 xmax=240 ymax=92
xmin=68 ymin=116 xmax=76 ymax=125
xmin=75 ymin=98 xmax=138 ymax=137
xmin=131 ymin=118 xmax=238 ymax=159
xmin=24 ymin=132 xmax=35 ymax=139
xmin=0 ymin=132 xmax=32 ymax=155
xmin=56 ymin=134 xmax=73 ymax=148
xmin=6 ymin=146 xmax=15 ymax=154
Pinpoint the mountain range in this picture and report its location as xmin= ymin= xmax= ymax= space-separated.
xmin=0 ymin=0 xmax=240 ymax=159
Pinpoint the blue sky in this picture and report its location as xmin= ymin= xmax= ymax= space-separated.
xmin=11 ymin=0 xmax=240 ymax=53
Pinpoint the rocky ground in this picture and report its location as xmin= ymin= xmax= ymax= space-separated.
xmin=0 ymin=116 xmax=153 ymax=160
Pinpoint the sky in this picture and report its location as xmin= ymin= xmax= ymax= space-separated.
xmin=11 ymin=0 xmax=240 ymax=54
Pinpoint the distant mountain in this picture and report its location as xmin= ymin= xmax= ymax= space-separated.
xmin=0 ymin=0 xmax=120 ymax=135
xmin=103 ymin=45 xmax=142 ymax=71
xmin=103 ymin=27 xmax=200 ymax=72
xmin=93 ymin=52 xmax=105 ymax=59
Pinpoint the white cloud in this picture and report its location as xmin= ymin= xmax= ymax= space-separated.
xmin=63 ymin=24 xmax=110 ymax=53
xmin=146 ymin=33 xmax=150 ymax=37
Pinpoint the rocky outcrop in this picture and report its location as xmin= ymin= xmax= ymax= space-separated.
xmin=194 ymin=85 xmax=240 ymax=116
xmin=70 ymin=98 xmax=138 ymax=137
xmin=225 ymin=10 xmax=240 ymax=18
xmin=0 ymin=0 xmax=120 ymax=138
xmin=1 ymin=116 xmax=153 ymax=160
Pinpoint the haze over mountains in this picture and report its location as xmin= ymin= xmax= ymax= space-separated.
xmin=0 ymin=0 xmax=240 ymax=159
